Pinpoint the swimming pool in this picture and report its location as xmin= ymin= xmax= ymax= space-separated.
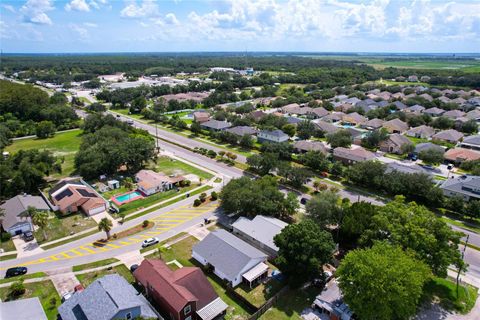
xmin=112 ymin=191 xmax=143 ymax=205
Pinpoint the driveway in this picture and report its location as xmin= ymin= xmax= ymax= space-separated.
xmin=47 ymin=267 xmax=80 ymax=296
xmin=115 ymin=251 xmax=144 ymax=270
xmin=12 ymin=235 xmax=44 ymax=258
xmin=91 ymin=211 xmax=119 ymax=228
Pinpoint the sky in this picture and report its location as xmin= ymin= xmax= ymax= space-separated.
xmin=1 ymin=0 xmax=480 ymax=53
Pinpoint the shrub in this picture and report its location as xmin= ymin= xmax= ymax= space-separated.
xmin=210 ymin=191 xmax=218 ymax=201
xmin=142 ymin=220 xmax=149 ymax=228
xmin=207 ymin=150 xmax=217 ymax=158
xmin=9 ymin=280 xmax=25 ymax=297
xmin=193 ymin=199 xmax=201 ymax=207
xmin=199 ymin=193 xmax=207 ymax=202
xmin=1 ymin=232 xmax=12 ymax=242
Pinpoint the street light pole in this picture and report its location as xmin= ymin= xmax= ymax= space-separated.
xmin=456 ymin=234 xmax=469 ymax=297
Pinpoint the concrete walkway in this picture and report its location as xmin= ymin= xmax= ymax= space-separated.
xmin=47 ymin=267 xmax=80 ymax=296
xmin=115 ymin=250 xmax=144 ymax=270
xmin=12 ymin=236 xmax=44 ymax=258
xmin=91 ymin=211 xmax=119 ymax=228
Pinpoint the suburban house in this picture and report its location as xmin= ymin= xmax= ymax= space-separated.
xmin=134 ymin=259 xmax=228 ymax=320
xmin=360 ymin=118 xmax=384 ymax=130
xmin=257 ymin=129 xmax=289 ymax=143
xmin=459 ymin=135 xmax=480 ymax=151
xmin=414 ymin=142 xmax=446 ymax=155
xmin=432 ymin=129 xmax=464 ymax=144
xmin=200 ymin=120 xmax=232 ymax=132
xmin=192 ymin=111 xmax=210 ymax=123
xmin=342 ymin=112 xmax=367 ymax=126
xmin=333 ymin=147 xmax=376 ymax=165
xmin=0 ymin=297 xmax=47 ymax=320
xmin=293 ymin=140 xmax=328 ymax=155
xmin=313 ymin=279 xmax=353 ymax=320
xmin=392 ymin=101 xmax=407 ymax=110
xmin=249 ymin=110 xmax=267 ymax=122
xmin=322 ymin=112 xmax=344 ymax=123
xmin=405 ymin=125 xmax=436 ymax=139
xmin=382 ymin=119 xmax=409 ymax=134
xmin=307 ymin=107 xmax=329 ymax=119
xmin=135 ymin=170 xmax=184 ymax=196
xmin=466 ymin=110 xmax=480 ymax=122
xmin=49 ymin=180 xmax=107 ymax=216
xmin=405 ymin=104 xmax=425 ymax=114
xmin=192 ymin=229 xmax=268 ymax=288
xmin=58 ymin=274 xmax=159 ymax=320
xmin=280 ymin=103 xmax=301 ymax=114
xmin=440 ymin=175 xmax=480 ymax=201
xmin=0 ymin=194 xmax=50 ymax=236
xmin=444 ymin=110 xmax=466 ymax=119
xmin=314 ymin=121 xmax=340 ymax=135
xmin=423 ymin=107 xmax=445 ymax=117
xmin=444 ymin=148 xmax=480 ymax=164
xmin=379 ymin=134 xmax=413 ymax=154
xmin=225 ymin=126 xmax=258 ymax=137
xmin=232 ymin=215 xmax=288 ymax=257
xmin=385 ymin=162 xmax=431 ymax=176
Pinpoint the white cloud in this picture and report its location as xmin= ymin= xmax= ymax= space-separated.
xmin=1 ymin=4 xmax=15 ymax=13
xmin=120 ymin=0 xmax=159 ymax=18
xmin=65 ymin=0 xmax=90 ymax=12
xmin=84 ymin=22 xmax=98 ymax=27
xmin=69 ymin=23 xmax=89 ymax=40
xmin=20 ymin=0 xmax=54 ymax=25
xmin=165 ymin=13 xmax=179 ymax=25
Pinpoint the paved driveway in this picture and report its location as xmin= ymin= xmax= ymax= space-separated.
xmin=12 ymin=235 xmax=44 ymax=258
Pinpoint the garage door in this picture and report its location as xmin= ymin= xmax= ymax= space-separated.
xmin=88 ymin=205 xmax=106 ymax=216
xmin=9 ymin=223 xmax=32 ymax=235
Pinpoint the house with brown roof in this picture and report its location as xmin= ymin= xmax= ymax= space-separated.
xmin=379 ymin=134 xmax=413 ymax=154
xmin=280 ymin=103 xmax=302 ymax=114
xmin=361 ymin=118 xmax=384 ymax=130
xmin=333 ymin=147 xmax=376 ymax=165
xmin=423 ymin=107 xmax=445 ymax=117
xmin=49 ymin=180 xmax=107 ymax=216
xmin=406 ymin=125 xmax=436 ymax=139
xmin=307 ymin=107 xmax=329 ymax=119
xmin=293 ymin=140 xmax=328 ymax=154
xmin=249 ymin=110 xmax=267 ymax=122
xmin=134 ymin=259 xmax=227 ymax=320
xmin=444 ymin=148 xmax=480 ymax=164
xmin=314 ymin=121 xmax=340 ymax=135
xmin=382 ymin=118 xmax=409 ymax=134
xmin=443 ymin=110 xmax=466 ymax=119
xmin=135 ymin=170 xmax=184 ymax=196
xmin=432 ymin=129 xmax=464 ymax=144
xmin=322 ymin=112 xmax=344 ymax=123
xmin=342 ymin=112 xmax=367 ymax=126
xmin=192 ymin=112 xmax=210 ymax=123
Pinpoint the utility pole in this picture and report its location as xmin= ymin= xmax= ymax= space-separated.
xmin=155 ymin=121 xmax=159 ymax=152
xmin=457 ymin=234 xmax=469 ymax=297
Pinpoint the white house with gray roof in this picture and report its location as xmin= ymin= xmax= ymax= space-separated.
xmin=192 ymin=229 xmax=268 ymax=288
xmin=232 ymin=215 xmax=288 ymax=257
xmin=440 ymin=175 xmax=480 ymax=201
xmin=257 ymin=129 xmax=289 ymax=143
xmin=459 ymin=135 xmax=480 ymax=151
xmin=58 ymin=274 xmax=159 ymax=320
xmin=0 ymin=297 xmax=47 ymax=320
xmin=0 ymin=194 xmax=50 ymax=236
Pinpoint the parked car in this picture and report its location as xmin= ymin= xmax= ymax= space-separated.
xmin=126 ymin=119 xmax=134 ymax=125
xmin=5 ymin=267 xmax=27 ymax=278
xmin=74 ymin=284 xmax=84 ymax=293
xmin=23 ymin=231 xmax=34 ymax=242
xmin=141 ymin=237 xmax=159 ymax=248
xmin=300 ymin=197 xmax=309 ymax=205
xmin=116 ymin=114 xmax=121 ymax=118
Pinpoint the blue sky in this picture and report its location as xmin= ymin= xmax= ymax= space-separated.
xmin=1 ymin=0 xmax=479 ymax=53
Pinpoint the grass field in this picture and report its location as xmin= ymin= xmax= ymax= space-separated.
xmin=0 ymin=272 xmax=47 ymax=285
xmin=0 ymin=280 xmax=60 ymax=320
xmin=76 ymin=264 xmax=134 ymax=287
xmin=34 ymin=212 xmax=97 ymax=245
xmin=260 ymin=286 xmax=319 ymax=320
xmin=364 ymin=59 xmax=480 ymax=73
xmin=5 ymin=129 xmax=82 ymax=178
xmin=72 ymin=258 xmax=119 ymax=272
xmin=150 ymin=156 xmax=213 ymax=180
xmin=423 ymin=277 xmax=478 ymax=314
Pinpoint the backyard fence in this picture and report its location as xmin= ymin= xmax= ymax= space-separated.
xmin=247 ymin=286 xmax=289 ymax=320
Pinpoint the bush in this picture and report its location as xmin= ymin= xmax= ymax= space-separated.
xmin=199 ymin=193 xmax=207 ymax=202
xmin=142 ymin=220 xmax=150 ymax=228
xmin=9 ymin=280 xmax=25 ymax=297
xmin=210 ymin=191 xmax=218 ymax=201
xmin=1 ymin=232 xmax=12 ymax=242
xmin=207 ymin=150 xmax=217 ymax=158
xmin=193 ymin=199 xmax=201 ymax=207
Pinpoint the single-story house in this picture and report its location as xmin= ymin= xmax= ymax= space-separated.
xmin=193 ymin=111 xmax=210 ymax=123
xmin=307 ymin=107 xmax=329 ymax=119
xmin=232 ymin=215 xmax=288 ymax=257
xmin=314 ymin=121 xmax=340 ymax=135
xmin=58 ymin=274 xmax=159 ymax=320
xmin=423 ymin=107 xmax=445 ymax=117
xmin=342 ymin=112 xmax=366 ymax=126
xmin=333 ymin=147 xmax=376 ymax=165
xmin=405 ymin=125 xmax=435 ymax=139
xmin=322 ymin=112 xmax=344 ymax=123
xmin=392 ymin=101 xmax=407 ymax=110
xmin=419 ymin=93 xmax=434 ymax=102
xmin=432 ymin=129 xmax=464 ymax=144
xmin=440 ymin=175 xmax=480 ymax=201
xmin=134 ymin=259 xmax=227 ymax=320
xmin=313 ymin=279 xmax=353 ymax=320
xmin=249 ymin=110 xmax=267 ymax=122
xmin=414 ymin=142 xmax=446 ymax=155
xmin=192 ymin=229 xmax=268 ymax=288
xmin=257 ymin=129 xmax=289 ymax=143
xmin=0 ymin=297 xmax=47 ymax=320
xmin=405 ymin=104 xmax=425 ymax=114
xmin=385 ymin=162 xmax=431 ymax=176
xmin=285 ymin=116 xmax=303 ymax=125
xmin=0 ymin=194 xmax=50 ymax=236
xmin=49 ymin=180 xmax=107 ymax=216
xmin=466 ymin=110 xmax=480 ymax=122
xmin=225 ymin=126 xmax=258 ymax=137
xmin=200 ymin=120 xmax=232 ymax=132
xmin=444 ymin=148 xmax=480 ymax=164
xmin=443 ymin=110 xmax=466 ymax=119
xmin=459 ymin=135 xmax=480 ymax=151
xmin=280 ymin=103 xmax=301 ymax=114
xmin=293 ymin=140 xmax=328 ymax=155
xmin=379 ymin=133 xmax=413 ymax=154
xmin=135 ymin=170 xmax=184 ymax=196
xmin=382 ymin=118 xmax=409 ymax=134
xmin=361 ymin=118 xmax=384 ymax=130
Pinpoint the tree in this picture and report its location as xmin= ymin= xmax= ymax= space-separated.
xmin=277 ymin=163 xmax=311 ymax=188
xmin=341 ymin=201 xmax=376 ymax=244
xmin=326 ymin=130 xmax=353 ymax=148
xmin=419 ymin=148 xmax=445 ymax=165
xmin=246 ymin=153 xmax=278 ymax=175
xmin=306 ymin=190 xmax=343 ymax=229
xmin=210 ymin=191 xmax=218 ymax=201
xmin=98 ymin=217 xmax=113 ymax=239
xmin=360 ymin=196 xmax=462 ymax=277
xmin=465 ymin=200 xmax=480 ymax=219
xmin=361 ymin=129 xmax=389 ymax=149
xmin=281 ymin=124 xmax=296 ymax=137
xmin=461 ymin=119 xmax=478 ymax=134
xmin=32 ymin=210 xmax=49 ymax=241
xmin=239 ymin=134 xmax=254 ymax=149
xmin=199 ymin=192 xmax=207 ymax=202
xmin=300 ymin=151 xmax=330 ymax=172
xmin=9 ymin=280 xmax=26 ymax=297
xmin=330 ymin=161 xmax=345 ymax=177
xmin=274 ymin=219 xmax=335 ymax=287
xmin=337 ymin=242 xmax=431 ymax=320
xmin=190 ymin=121 xmax=202 ymax=135
xmin=400 ymin=142 xmax=415 ymax=155
xmin=296 ymin=120 xmax=315 ymax=140
xmin=35 ymin=121 xmax=56 ymax=138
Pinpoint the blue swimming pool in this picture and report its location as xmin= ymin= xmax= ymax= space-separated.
xmin=112 ymin=191 xmax=143 ymax=205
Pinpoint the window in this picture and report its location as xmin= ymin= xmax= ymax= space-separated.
xmin=125 ymin=312 xmax=132 ymax=320
xmin=184 ymin=305 xmax=191 ymax=315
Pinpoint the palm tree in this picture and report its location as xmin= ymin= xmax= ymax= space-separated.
xmin=123 ymin=177 xmax=134 ymax=191
xmin=98 ymin=218 xmax=113 ymax=239
xmin=32 ymin=211 xmax=49 ymax=241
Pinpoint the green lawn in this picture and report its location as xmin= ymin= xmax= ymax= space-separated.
xmin=0 ymin=235 xmax=16 ymax=252
xmin=0 ymin=272 xmax=47 ymax=285
xmin=407 ymin=136 xmax=430 ymax=145
xmin=34 ymin=212 xmax=97 ymax=245
xmin=423 ymin=277 xmax=478 ymax=314
xmin=72 ymin=258 xmax=119 ymax=272
xmin=150 ymin=156 xmax=213 ymax=180
xmin=111 ymin=109 xmax=147 ymax=121
xmin=76 ymin=264 xmax=134 ymax=287
xmin=5 ymin=129 xmax=82 ymax=178
xmin=148 ymin=236 xmax=251 ymax=319
xmin=0 ymin=280 xmax=61 ymax=320
xmin=234 ymin=278 xmax=284 ymax=308
xmin=260 ymin=286 xmax=319 ymax=320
